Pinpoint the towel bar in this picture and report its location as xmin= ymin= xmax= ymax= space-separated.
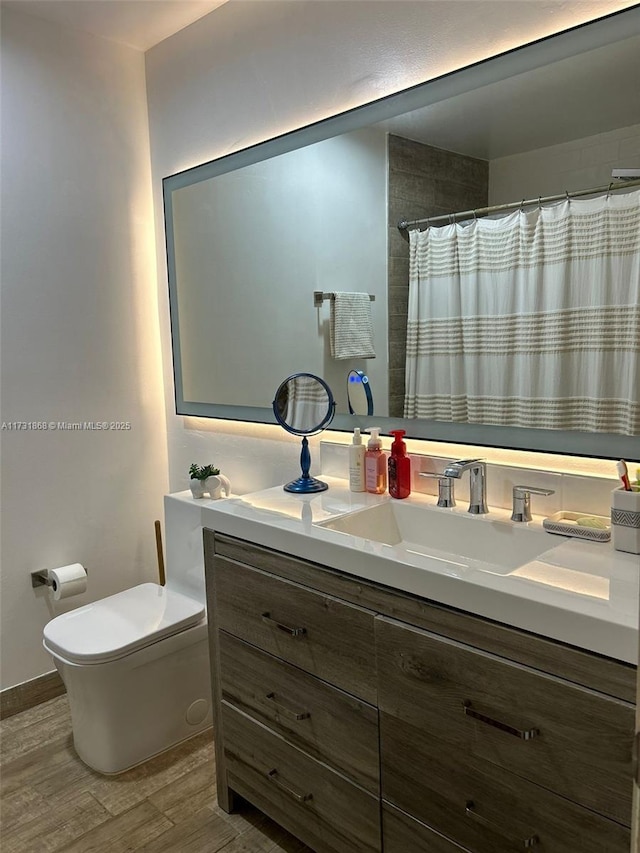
xmin=313 ymin=291 xmax=375 ymax=308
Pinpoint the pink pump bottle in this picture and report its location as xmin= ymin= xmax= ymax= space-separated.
xmin=388 ymin=429 xmax=411 ymax=499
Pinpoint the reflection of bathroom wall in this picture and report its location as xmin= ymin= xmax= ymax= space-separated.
xmin=173 ymin=126 xmax=389 ymax=416
xmin=489 ymin=124 xmax=640 ymax=203
xmin=387 ymin=135 xmax=489 ymax=418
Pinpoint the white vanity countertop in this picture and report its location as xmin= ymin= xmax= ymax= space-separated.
xmin=189 ymin=480 xmax=639 ymax=664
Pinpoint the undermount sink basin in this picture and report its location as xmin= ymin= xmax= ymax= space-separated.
xmin=316 ymin=501 xmax=562 ymax=574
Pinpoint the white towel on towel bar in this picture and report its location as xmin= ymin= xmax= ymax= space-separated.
xmin=329 ymin=292 xmax=376 ymax=360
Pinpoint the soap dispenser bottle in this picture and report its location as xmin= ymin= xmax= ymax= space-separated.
xmin=365 ymin=428 xmax=387 ymax=495
xmin=388 ymin=429 xmax=411 ymax=499
xmin=349 ymin=428 xmax=366 ymax=492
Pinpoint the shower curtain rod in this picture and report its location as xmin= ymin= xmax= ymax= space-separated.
xmin=397 ymin=178 xmax=640 ymax=231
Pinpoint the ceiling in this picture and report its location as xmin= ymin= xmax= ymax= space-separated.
xmin=1 ymin=0 xmax=228 ymax=51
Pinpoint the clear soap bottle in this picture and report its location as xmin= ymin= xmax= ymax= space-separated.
xmin=349 ymin=428 xmax=366 ymax=492
xmin=365 ymin=428 xmax=387 ymax=495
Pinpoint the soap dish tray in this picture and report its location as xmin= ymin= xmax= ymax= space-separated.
xmin=543 ymin=511 xmax=611 ymax=542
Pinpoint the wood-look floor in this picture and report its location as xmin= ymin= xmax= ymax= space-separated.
xmin=0 ymin=694 xmax=313 ymax=853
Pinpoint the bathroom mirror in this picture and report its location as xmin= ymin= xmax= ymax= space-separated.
xmin=347 ymin=370 xmax=374 ymax=417
xmin=164 ymin=6 xmax=640 ymax=459
xmin=273 ymin=373 xmax=335 ymax=492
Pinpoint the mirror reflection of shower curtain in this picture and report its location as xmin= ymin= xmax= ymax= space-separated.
xmin=285 ymin=375 xmax=329 ymax=433
xmin=404 ymin=189 xmax=640 ymax=435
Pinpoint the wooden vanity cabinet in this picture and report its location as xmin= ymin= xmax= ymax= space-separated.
xmin=204 ymin=530 xmax=635 ymax=853
xmin=206 ymin=534 xmax=381 ymax=853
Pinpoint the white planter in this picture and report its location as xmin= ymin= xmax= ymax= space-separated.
xmin=206 ymin=474 xmax=231 ymax=499
xmin=189 ymin=479 xmax=206 ymax=499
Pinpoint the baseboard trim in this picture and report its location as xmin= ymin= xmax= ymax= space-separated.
xmin=1 ymin=670 xmax=66 ymax=719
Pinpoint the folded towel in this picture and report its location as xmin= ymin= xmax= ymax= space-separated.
xmin=330 ymin=292 xmax=376 ymax=360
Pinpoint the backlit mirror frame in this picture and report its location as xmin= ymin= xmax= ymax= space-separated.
xmin=164 ymin=5 xmax=640 ymax=460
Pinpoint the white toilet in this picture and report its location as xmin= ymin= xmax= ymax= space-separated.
xmin=43 ymin=494 xmax=212 ymax=774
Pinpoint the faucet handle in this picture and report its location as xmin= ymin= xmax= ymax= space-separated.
xmin=511 ymin=485 xmax=555 ymax=523
xmin=419 ymin=472 xmax=456 ymax=508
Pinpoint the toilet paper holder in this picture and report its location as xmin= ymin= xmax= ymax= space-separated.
xmin=31 ymin=570 xmax=53 ymax=588
xmin=31 ymin=567 xmax=88 ymax=588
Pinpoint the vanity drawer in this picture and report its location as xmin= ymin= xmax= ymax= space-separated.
xmin=382 ymin=802 xmax=470 ymax=853
xmin=214 ymin=556 xmax=377 ymax=703
xmin=375 ymin=616 xmax=634 ymax=825
xmin=380 ymin=712 xmax=630 ymax=853
xmin=218 ymin=631 xmax=379 ymax=793
xmin=222 ymin=702 xmax=381 ymax=853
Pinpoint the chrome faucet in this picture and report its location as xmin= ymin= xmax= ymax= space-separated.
xmin=511 ymin=485 xmax=555 ymax=522
xmin=418 ymin=472 xmax=456 ymax=507
xmin=443 ymin=458 xmax=488 ymax=514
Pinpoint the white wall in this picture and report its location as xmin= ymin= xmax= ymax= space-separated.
xmin=146 ymin=0 xmax=634 ymax=496
xmin=490 ymin=124 xmax=640 ymax=203
xmin=0 ymin=8 xmax=168 ymax=689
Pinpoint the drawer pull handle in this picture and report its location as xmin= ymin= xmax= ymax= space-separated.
xmin=265 ymin=692 xmax=310 ymax=721
xmin=463 ymin=701 xmax=539 ymax=741
xmin=465 ymin=801 xmax=538 ymax=848
xmin=261 ymin=612 xmax=307 ymax=638
xmin=267 ymin=769 xmax=313 ymax=803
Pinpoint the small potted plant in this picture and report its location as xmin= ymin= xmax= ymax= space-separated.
xmin=188 ymin=463 xmax=220 ymax=499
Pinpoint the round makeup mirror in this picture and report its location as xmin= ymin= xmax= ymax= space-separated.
xmin=347 ymin=369 xmax=374 ymax=416
xmin=273 ymin=373 xmax=335 ymax=493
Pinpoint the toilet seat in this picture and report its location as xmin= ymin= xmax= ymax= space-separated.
xmin=43 ymin=583 xmax=205 ymax=665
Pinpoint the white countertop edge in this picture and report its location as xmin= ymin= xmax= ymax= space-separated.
xmin=174 ymin=483 xmax=639 ymax=665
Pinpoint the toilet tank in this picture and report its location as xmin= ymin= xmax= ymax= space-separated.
xmin=163 ymin=494 xmax=206 ymax=605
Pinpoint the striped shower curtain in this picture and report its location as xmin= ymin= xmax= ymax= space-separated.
xmin=279 ymin=375 xmax=330 ymax=432
xmin=404 ymin=189 xmax=640 ymax=435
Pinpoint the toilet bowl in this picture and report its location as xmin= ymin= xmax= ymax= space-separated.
xmin=42 ymin=495 xmax=213 ymax=774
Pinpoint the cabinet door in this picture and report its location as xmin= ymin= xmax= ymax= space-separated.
xmin=219 ymin=631 xmax=379 ymax=793
xmin=214 ymin=556 xmax=377 ymax=703
xmin=381 ymin=712 xmax=630 ymax=853
xmin=376 ymin=615 xmax=634 ymax=825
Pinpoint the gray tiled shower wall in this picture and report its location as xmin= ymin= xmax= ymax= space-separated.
xmin=387 ymin=135 xmax=489 ymax=417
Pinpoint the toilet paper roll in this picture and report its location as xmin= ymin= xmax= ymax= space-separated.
xmin=49 ymin=563 xmax=88 ymax=600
